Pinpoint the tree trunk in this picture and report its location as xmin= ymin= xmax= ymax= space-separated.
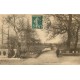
xmin=13 ymin=15 xmax=20 ymax=57
xmin=74 ymin=27 xmax=79 ymax=50
xmin=67 ymin=14 xmax=72 ymax=49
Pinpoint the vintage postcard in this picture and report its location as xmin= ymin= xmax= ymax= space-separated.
xmin=0 ymin=14 xmax=79 ymax=64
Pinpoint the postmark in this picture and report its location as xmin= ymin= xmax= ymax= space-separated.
xmin=32 ymin=15 xmax=43 ymax=29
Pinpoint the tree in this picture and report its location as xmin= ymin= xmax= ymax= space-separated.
xmin=4 ymin=15 xmax=22 ymax=53
xmin=19 ymin=19 xmax=37 ymax=53
xmin=67 ymin=14 xmax=72 ymax=49
xmin=7 ymin=35 xmax=18 ymax=49
xmin=44 ymin=14 xmax=80 ymax=50
xmin=7 ymin=35 xmax=18 ymax=58
xmin=4 ymin=14 xmax=40 ymax=57
xmin=71 ymin=15 xmax=80 ymax=50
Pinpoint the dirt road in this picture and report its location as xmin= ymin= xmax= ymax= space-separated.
xmin=0 ymin=50 xmax=80 ymax=64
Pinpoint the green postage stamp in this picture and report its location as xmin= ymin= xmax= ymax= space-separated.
xmin=32 ymin=15 xmax=43 ymax=29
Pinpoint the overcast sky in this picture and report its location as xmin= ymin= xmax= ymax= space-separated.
xmin=0 ymin=14 xmax=63 ymax=44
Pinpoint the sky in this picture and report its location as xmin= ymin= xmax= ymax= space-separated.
xmin=0 ymin=14 xmax=63 ymax=44
xmin=35 ymin=15 xmax=63 ymax=43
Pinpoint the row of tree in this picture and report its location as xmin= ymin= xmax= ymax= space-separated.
xmin=2 ymin=14 xmax=80 ymax=57
xmin=2 ymin=15 xmax=40 ymax=57
xmin=44 ymin=14 xmax=80 ymax=50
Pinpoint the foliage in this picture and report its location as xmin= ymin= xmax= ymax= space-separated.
xmin=4 ymin=15 xmax=41 ymax=58
xmin=44 ymin=14 xmax=80 ymax=49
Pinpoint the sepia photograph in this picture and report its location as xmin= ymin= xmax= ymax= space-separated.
xmin=0 ymin=14 xmax=80 ymax=64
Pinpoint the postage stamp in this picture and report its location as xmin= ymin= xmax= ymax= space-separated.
xmin=32 ymin=15 xmax=43 ymax=29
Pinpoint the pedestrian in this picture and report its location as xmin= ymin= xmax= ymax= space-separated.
xmin=56 ymin=48 xmax=60 ymax=57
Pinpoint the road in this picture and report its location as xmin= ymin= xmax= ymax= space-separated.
xmin=0 ymin=50 xmax=80 ymax=64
